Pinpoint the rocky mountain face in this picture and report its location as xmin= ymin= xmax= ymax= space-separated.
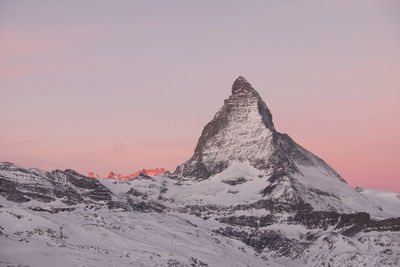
xmin=1 ymin=77 xmax=400 ymax=266
xmin=88 ymin=168 xmax=167 ymax=180
xmin=175 ymin=76 xmax=339 ymax=180
xmin=175 ymin=77 xmax=385 ymax=216
xmin=0 ymin=162 xmax=112 ymax=206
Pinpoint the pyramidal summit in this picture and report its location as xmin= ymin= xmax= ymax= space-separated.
xmin=175 ymin=76 xmax=385 ymax=215
xmin=1 ymin=77 xmax=400 ymax=267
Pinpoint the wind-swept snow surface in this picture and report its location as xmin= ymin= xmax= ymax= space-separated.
xmin=0 ymin=200 xmax=271 ymax=267
xmin=356 ymin=187 xmax=400 ymax=217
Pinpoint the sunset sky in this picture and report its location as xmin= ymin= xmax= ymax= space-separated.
xmin=1 ymin=1 xmax=399 ymax=192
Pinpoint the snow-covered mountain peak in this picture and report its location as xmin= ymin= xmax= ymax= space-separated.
xmin=175 ymin=77 xmax=342 ymax=183
xmin=231 ymin=76 xmax=257 ymax=97
xmin=1 ymin=72 xmax=400 ymax=267
xmin=175 ymin=77 xmax=279 ymax=179
xmin=230 ymin=76 xmax=275 ymax=129
xmin=172 ymin=77 xmax=396 ymax=218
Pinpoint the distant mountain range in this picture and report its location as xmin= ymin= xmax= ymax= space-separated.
xmin=1 ymin=77 xmax=399 ymax=266
xmin=88 ymin=168 xmax=167 ymax=180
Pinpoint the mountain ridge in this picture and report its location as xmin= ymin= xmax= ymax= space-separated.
xmin=88 ymin=168 xmax=167 ymax=180
xmin=1 ymin=160 xmax=400 ymax=266
xmin=175 ymin=76 xmax=342 ymax=181
xmin=1 ymin=77 xmax=399 ymax=266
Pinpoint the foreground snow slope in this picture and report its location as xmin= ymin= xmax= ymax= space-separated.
xmin=0 ymin=199 xmax=272 ymax=267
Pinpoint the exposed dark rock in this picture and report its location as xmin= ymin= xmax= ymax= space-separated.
xmin=288 ymin=210 xmax=371 ymax=232
xmin=127 ymin=199 xmax=166 ymax=213
xmin=127 ymin=188 xmax=146 ymax=197
xmin=217 ymin=215 xmax=275 ymax=228
xmin=0 ymin=164 xmax=113 ymax=206
xmin=361 ymin=217 xmax=400 ymax=235
xmin=215 ymin=227 xmax=307 ymax=257
xmin=0 ymin=178 xmax=31 ymax=203
xmin=29 ymin=206 xmax=75 ymax=214
xmin=222 ymin=177 xmax=247 ymax=185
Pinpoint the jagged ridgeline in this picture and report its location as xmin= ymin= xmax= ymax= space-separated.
xmin=1 ymin=77 xmax=400 ymax=267
xmin=175 ymin=76 xmax=342 ymax=181
xmin=172 ymin=77 xmax=391 ymax=216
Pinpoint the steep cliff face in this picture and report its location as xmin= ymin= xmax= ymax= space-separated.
xmin=176 ymin=77 xmax=275 ymax=178
xmin=175 ymin=76 xmax=341 ymax=182
xmin=174 ymin=77 xmax=385 ymax=216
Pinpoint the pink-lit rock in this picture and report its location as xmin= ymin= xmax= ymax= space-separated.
xmin=88 ymin=168 xmax=166 ymax=180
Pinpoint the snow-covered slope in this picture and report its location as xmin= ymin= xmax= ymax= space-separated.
xmin=175 ymin=77 xmax=387 ymax=218
xmin=0 ymin=161 xmax=112 ymax=205
xmin=1 ymin=163 xmax=400 ymax=266
xmin=2 ymin=162 xmax=400 ymax=266
xmin=1 ymin=77 xmax=400 ymax=266
xmin=292 ymin=165 xmax=384 ymax=217
xmin=0 ymin=198 xmax=271 ymax=267
xmin=356 ymin=187 xmax=400 ymax=217
xmin=176 ymin=77 xmax=341 ymax=180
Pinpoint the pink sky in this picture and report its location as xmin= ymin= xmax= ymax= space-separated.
xmin=1 ymin=1 xmax=399 ymax=192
